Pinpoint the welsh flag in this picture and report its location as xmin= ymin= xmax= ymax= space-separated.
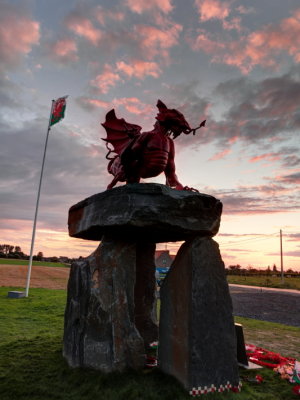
xmin=50 ymin=96 xmax=68 ymax=126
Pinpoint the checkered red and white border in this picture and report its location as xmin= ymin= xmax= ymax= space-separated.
xmin=189 ymin=381 xmax=242 ymax=396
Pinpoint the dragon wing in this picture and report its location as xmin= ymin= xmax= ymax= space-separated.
xmin=101 ymin=109 xmax=142 ymax=158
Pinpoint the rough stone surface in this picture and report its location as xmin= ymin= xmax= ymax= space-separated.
xmin=158 ymin=236 xmax=239 ymax=391
xmin=63 ymin=236 xmax=145 ymax=371
xmin=68 ymin=183 xmax=222 ymax=243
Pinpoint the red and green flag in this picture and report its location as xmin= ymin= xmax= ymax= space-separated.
xmin=50 ymin=96 xmax=68 ymax=126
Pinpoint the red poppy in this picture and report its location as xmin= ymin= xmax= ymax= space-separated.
xmin=293 ymin=385 xmax=300 ymax=396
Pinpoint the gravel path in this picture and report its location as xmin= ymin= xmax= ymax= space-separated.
xmin=230 ymin=284 xmax=300 ymax=327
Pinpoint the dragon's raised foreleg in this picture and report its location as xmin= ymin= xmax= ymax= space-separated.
xmin=107 ymin=156 xmax=126 ymax=189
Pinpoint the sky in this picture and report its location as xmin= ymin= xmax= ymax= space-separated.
xmin=0 ymin=0 xmax=299 ymax=271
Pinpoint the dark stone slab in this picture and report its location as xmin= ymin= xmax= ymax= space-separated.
xmin=68 ymin=183 xmax=222 ymax=243
xmin=63 ymin=236 xmax=145 ymax=371
xmin=158 ymin=236 xmax=239 ymax=392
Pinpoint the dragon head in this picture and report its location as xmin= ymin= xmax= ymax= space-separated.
xmin=156 ymin=100 xmax=192 ymax=139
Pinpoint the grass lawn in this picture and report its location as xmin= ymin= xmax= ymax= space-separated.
xmin=227 ymin=275 xmax=300 ymax=291
xmin=0 ymin=258 xmax=69 ymax=268
xmin=0 ymin=287 xmax=299 ymax=400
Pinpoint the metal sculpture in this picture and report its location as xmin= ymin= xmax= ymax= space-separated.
xmin=102 ymin=100 xmax=205 ymax=190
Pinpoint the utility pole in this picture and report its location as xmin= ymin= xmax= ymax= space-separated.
xmin=280 ymin=229 xmax=284 ymax=284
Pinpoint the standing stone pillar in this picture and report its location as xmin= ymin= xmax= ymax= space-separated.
xmin=63 ymin=235 xmax=145 ymax=371
xmin=159 ymin=236 xmax=240 ymax=393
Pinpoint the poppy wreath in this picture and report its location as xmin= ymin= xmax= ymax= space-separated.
xmin=246 ymin=344 xmax=294 ymax=369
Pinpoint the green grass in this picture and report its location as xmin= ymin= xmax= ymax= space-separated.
xmin=227 ymin=275 xmax=300 ymax=291
xmin=0 ymin=287 xmax=299 ymax=400
xmin=0 ymin=258 xmax=69 ymax=268
xmin=235 ymin=317 xmax=300 ymax=360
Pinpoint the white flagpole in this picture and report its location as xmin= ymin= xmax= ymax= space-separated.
xmin=25 ymin=100 xmax=55 ymax=297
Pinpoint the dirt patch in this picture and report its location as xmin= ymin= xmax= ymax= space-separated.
xmin=0 ymin=264 xmax=69 ymax=290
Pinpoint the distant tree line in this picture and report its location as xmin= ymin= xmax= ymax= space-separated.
xmin=226 ymin=263 xmax=299 ymax=276
xmin=0 ymin=244 xmax=74 ymax=264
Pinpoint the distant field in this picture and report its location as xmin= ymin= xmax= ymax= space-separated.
xmin=0 ymin=258 xmax=69 ymax=268
xmin=227 ymin=275 xmax=300 ymax=290
xmin=0 ymin=264 xmax=69 ymax=289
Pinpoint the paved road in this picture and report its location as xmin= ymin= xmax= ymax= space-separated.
xmin=229 ymin=284 xmax=300 ymax=327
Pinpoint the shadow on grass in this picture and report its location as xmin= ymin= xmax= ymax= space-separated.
xmin=0 ymin=336 xmax=189 ymax=400
xmin=0 ymin=336 xmax=296 ymax=400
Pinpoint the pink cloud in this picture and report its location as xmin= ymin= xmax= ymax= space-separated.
xmin=78 ymin=97 xmax=110 ymax=109
xmin=276 ymin=171 xmax=300 ymax=184
xmin=195 ymin=0 xmax=231 ymax=22
xmin=190 ymin=8 xmax=300 ymax=73
xmin=113 ymin=97 xmax=153 ymax=115
xmin=249 ymin=153 xmax=281 ymax=163
xmin=246 ymin=10 xmax=300 ymax=64
xmin=209 ymin=148 xmax=231 ymax=160
xmin=190 ymin=30 xmax=225 ymax=53
xmin=90 ymin=64 xmax=121 ymax=93
xmin=222 ymin=17 xmax=242 ymax=32
xmin=125 ymin=0 xmax=173 ymax=14
xmin=0 ymin=3 xmax=40 ymax=70
xmin=228 ymin=136 xmax=239 ymax=144
xmin=116 ymin=60 xmax=161 ymax=78
xmin=94 ymin=6 xmax=125 ymax=25
xmin=136 ymin=23 xmax=182 ymax=59
xmin=49 ymin=38 xmax=78 ymax=63
xmin=65 ymin=15 xmax=102 ymax=45
xmin=235 ymin=5 xmax=255 ymax=15
xmin=78 ymin=96 xmax=153 ymax=115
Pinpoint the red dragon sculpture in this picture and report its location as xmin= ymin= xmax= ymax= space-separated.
xmin=101 ymin=100 xmax=206 ymax=190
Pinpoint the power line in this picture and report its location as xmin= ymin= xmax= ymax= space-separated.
xmin=219 ymin=232 xmax=278 ymax=247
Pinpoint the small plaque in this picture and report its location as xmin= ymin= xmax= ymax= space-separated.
xmin=8 ymin=291 xmax=25 ymax=298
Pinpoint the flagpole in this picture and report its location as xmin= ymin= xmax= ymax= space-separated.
xmin=25 ymin=100 xmax=55 ymax=297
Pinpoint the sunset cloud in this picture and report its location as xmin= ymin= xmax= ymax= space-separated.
xmin=235 ymin=5 xmax=255 ymax=15
xmin=190 ymin=8 xmax=300 ymax=73
xmin=113 ymin=97 xmax=153 ymax=115
xmin=247 ymin=9 xmax=300 ymax=63
xmin=94 ymin=6 xmax=125 ymax=25
xmin=88 ymin=59 xmax=162 ymax=96
xmin=249 ymin=153 xmax=281 ymax=163
xmin=209 ymin=148 xmax=231 ymax=160
xmin=135 ymin=23 xmax=182 ymax=59
xmin=90 ymin=64 xmax=121 ymax=93
xmin=222 ymin=17 xmax=242 ymax=32
xmin=189 ymin=30 xmax=225 ymax=53
xmin=286 ymin=233 xmax=300 ymax=242
xmin=125 ymin=0 xmax=173 ymax=14
xmin=209 ymin=73 xmax=300 ymax=148
xmin=77 ymin=97 xmax=110 ymax=110
xmin=65 ymin=15 xmax=102 ymax=45
xmin=276 ymin=172 xmax=300 ymax=184
xmin=194 ymin=0 xmax=231 ymax=22
xmin=116 ymin=60 xmax=161 ymax=78
xmin=0 ymin=2 xmax=40 ymax=70
xmin=77 ymin=96 xmax=153 ymax=116
xmin=48 ymin=38 xmax=78 ymax=63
